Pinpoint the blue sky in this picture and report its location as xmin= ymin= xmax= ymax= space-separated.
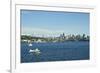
xmin=21 ymin=10 xmax=89 ymax=36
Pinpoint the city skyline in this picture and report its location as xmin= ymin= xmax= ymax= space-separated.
xmin=21 ymin=10 xmax=90 ymax=36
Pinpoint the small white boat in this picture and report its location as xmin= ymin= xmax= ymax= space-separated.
xmin=29 ymin=43 xmax=32 ymax=46
xmin=29 ymin=48 xmax=41 ymax=55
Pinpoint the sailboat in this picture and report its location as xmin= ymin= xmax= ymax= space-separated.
xmin=27 ymin=40 xmax=32 ymax=46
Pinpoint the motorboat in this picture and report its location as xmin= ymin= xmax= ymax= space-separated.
xmin=29 ymin=48 xmax=41 ymax=55
xmin=29 ymin=43 xmax=32 ymax=46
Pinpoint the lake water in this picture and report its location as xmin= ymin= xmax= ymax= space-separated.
xmin=21 ymin=41 xmax=89 ymax=63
